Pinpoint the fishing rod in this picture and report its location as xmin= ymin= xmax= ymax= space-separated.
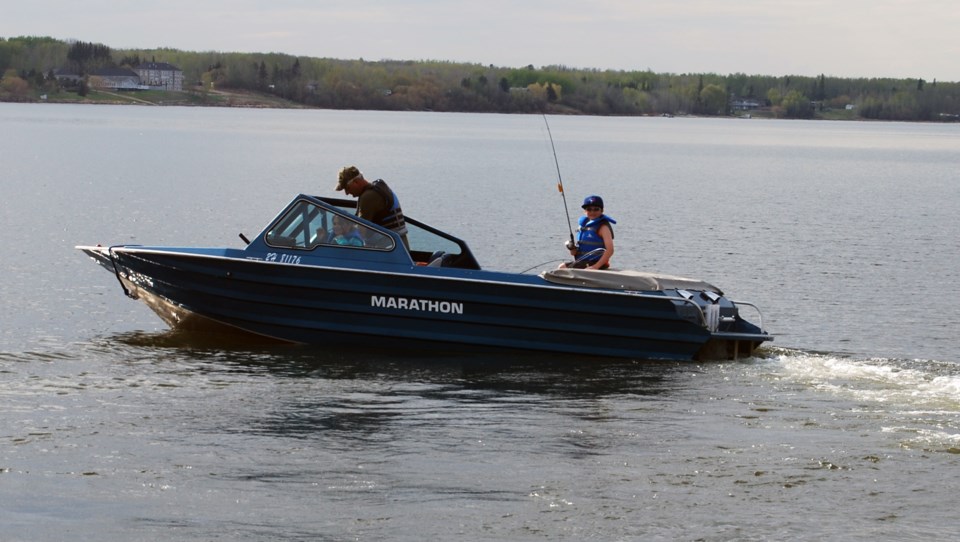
xmin=542 ymin=113 xmax=576 ymax=248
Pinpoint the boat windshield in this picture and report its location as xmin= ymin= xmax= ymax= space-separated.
xmin=319 ymin=196 xmax=481 ymax=269
xmin=265 ymin=200 xmax=395 ymax=251
xmin=323 ymin=202 xmax=459 ymax=258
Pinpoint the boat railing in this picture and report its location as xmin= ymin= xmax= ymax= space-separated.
xmin=730 ymin=300 xmax=764 ymax=333
xmin=633 ymin=292 xmax=764 ymax=335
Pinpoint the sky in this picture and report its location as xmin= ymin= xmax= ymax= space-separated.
xmin=4 ymin=0 xmax=958 ymax=81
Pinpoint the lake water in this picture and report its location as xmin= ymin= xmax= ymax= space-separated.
xmin=1 ymin=103 xmax=959 ymax=540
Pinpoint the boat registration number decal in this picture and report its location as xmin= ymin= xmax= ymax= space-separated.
xmin=266 ymin=253 xmax=302 ymax=265
xmin=372 ymin=295 xmax=464 ymax=315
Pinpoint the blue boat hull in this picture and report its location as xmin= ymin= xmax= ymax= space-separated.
xmin=78 ymin=194 xmax=770 ymax=361
xmin=83 ymin=247 xmax=731 ymax=360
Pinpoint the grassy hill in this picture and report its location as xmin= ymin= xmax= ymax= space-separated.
xmin=38 ymin=86 xmax=304 ymax=108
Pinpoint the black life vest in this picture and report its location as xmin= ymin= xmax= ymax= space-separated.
xmin=365 ymin=179 xmax=409 ymax=237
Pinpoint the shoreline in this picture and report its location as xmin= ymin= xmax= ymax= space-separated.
xmin=6 ymin=90 xmax=956 ymax=123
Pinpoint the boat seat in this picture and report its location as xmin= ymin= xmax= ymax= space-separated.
xmin=540 ymin=268 xmax=723 ymax=293
xmin=427 ymin=251 xmax=456 ymax=267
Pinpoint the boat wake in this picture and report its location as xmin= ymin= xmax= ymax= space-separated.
xmin=772 ymin=348 xmax=960 ymax=409
xmin=108 ymin=328 xmax=289 ymax=349
xmin=767 ymin=347 xmax=960 ymax=453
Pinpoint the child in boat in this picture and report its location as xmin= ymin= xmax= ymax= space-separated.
xmin=561 ymin=195 xmax=615 ymax=270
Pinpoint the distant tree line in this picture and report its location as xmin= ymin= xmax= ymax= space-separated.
xmin=2 ymin=35 xmax=958 ymax=121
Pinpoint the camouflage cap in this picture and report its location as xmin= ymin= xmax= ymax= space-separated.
xmin=336 ymin=166 xmax=362 ymax=191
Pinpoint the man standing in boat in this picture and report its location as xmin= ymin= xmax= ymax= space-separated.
xmin=336 ymin=166 xmax=410 ymax=249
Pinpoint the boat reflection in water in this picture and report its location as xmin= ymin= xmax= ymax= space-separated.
xmin=78 ymin=195 xmax=771 ymax=361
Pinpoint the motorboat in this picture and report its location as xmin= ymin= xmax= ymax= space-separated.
xmin=77 ymin=194 xmax=771 ymax=360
